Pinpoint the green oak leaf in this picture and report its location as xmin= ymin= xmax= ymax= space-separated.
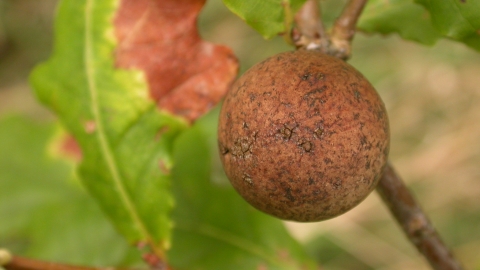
xmin=223 ymin=0 xmax=308 ymax=39
xmin=358 ymin=0 xmax=441 ymax=45
xmin=0 ymin=116 xmax=141 ymax=266
xmin=415 ymin=0 xmax=480 ymax=51
xmin=167 ymin=106 xmax=317 ymax=270
xmin=29 ymin=0 xmax=187 ymax=252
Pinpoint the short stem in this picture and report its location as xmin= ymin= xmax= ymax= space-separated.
xmin=330 ymin=0 xmax=368 ymax=59
xmin=376 ymin=163 xmax=464 ymax=270
xmin=293 ymin=0 xmax=329 ymax=51
xmin=293 ymin=0 xmax=366 ymax=59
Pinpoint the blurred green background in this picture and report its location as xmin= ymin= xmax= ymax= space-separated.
xmin=1 ymin=0 xmax=479 ymax=269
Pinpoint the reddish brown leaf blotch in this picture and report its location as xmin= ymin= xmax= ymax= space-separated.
xmin=57 ymin=134 xmax=82 ymax=162
xmin=114 ymin=0 xmax=239 ymax=122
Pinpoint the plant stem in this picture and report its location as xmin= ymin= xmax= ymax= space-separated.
xmin=331 ymin=0 xmax=368 ymax=40
xmin=376 ymin=164 xmax=464 ymax=270
xmin=330 ymin=0 xmax=368 ymax=59
xmin=293 ymin=0 xmax=366 ymax=59
xmin=293 ymin=0 xmax=329 ymax=51
xmin=1 ymin=251 xmax=133 ymax=270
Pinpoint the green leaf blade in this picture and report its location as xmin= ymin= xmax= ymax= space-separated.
xmin=359 ymin=0 xmax=480 ymax=52
xmin=358 ymin=0 xmax=441 ymax=45
xmin=415 ymin=0 xmax=480 ymax=51
xmin=30 ymin=0 xmax=187 ymax=251
xmin=223 ymin=0 xmax=308 ymax=39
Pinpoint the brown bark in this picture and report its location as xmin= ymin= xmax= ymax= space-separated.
xmin=376 ymin=164 xmax=464 ymax=270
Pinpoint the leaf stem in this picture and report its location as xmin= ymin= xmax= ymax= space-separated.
xmin=376 ymin=163 xmax=464 ymax=270
xmin=2 ymin=251 xmax=131 ymax=270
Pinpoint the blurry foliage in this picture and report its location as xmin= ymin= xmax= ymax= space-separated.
xmin=1 ymin=0 xmax=480 ymax=269
xmin=0 ymin=1 xmax=55 ymax=83
xmin=0 ymin=116 xmax=142 ymax=267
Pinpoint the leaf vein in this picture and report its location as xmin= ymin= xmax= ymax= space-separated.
xmin=177 ymin=224 xmax=293 ymax=268
xmin=84 ymin=0 xmax=150 ymax=244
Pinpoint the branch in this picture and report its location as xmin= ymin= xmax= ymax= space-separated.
xmin=376 ymin=164 xmax=464 ymax=270
xmin=330 ymin=0 xmax=367 ymax=60
xmin=0 ymin=249 xmax=134 ymax=270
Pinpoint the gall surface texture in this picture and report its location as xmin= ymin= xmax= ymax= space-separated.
xmin=218 ymin=50 xmax=390 ymax=222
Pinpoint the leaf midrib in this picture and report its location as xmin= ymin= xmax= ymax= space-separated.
xmin=84 ymin=0 xmax=150 ymax=244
